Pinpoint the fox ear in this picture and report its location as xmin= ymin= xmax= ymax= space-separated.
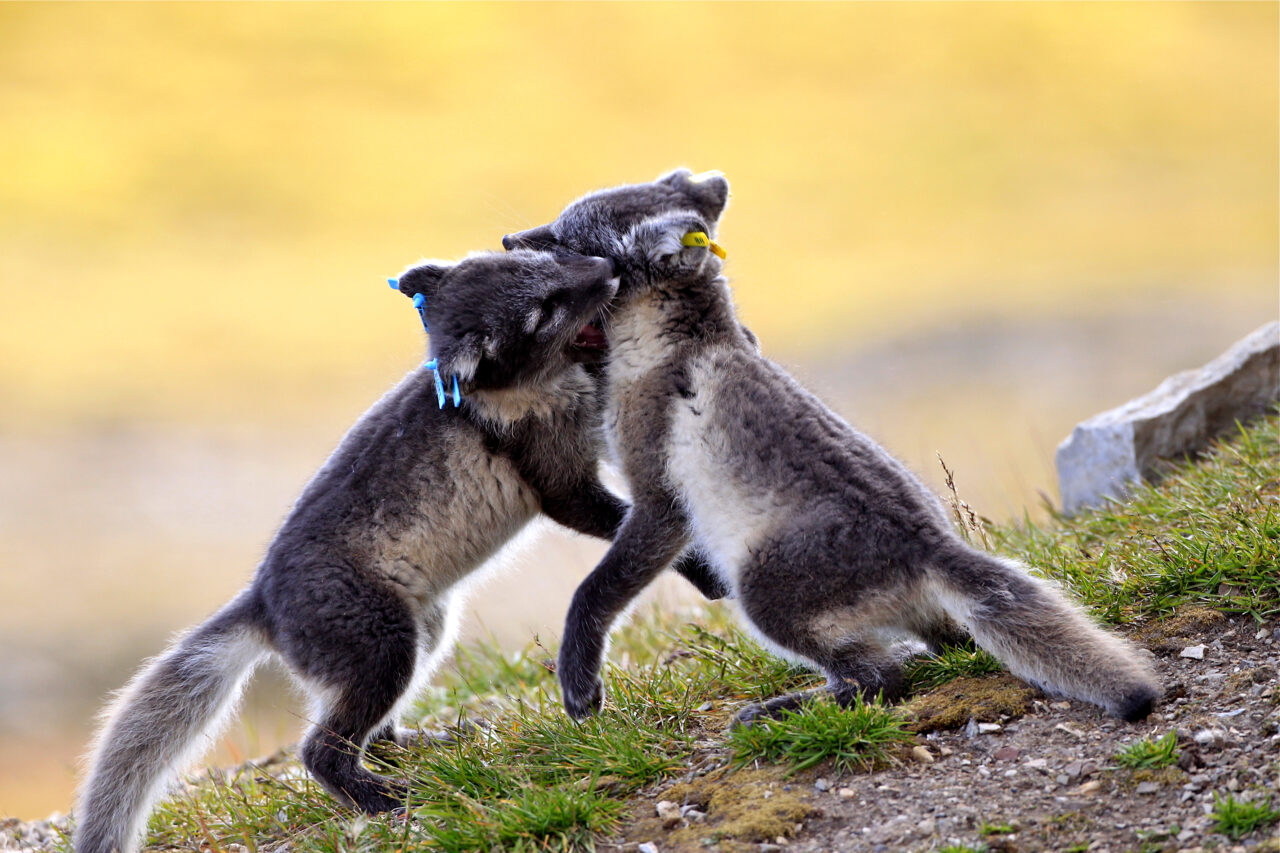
xmin=502 ymin=225 xmax=559 ymax=252
xmin=658 ymin=168 xmax=730 ymax=223
xmin=397 ymin=260 xmax=452 ymax=300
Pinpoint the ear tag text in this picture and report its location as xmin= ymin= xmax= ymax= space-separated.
xmin=681 ymin=231 xmax=727 ymax=259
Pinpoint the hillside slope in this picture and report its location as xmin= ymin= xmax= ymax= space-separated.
xmin=6 ymin=414 xmax=1277 ymax=853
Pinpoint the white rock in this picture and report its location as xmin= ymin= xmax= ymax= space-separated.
xmin=1181 ymin=645 xmax=1207 ymax=660
xmin=638 ymin=844 xmax=659 ymax=853
xmin=655 ymin=800 xmax=681 ymax=821
xmin=1056 ymin=322 xmax=1280 ymax=514
xmin=977 ymin=722 xmax=1003 ymax=734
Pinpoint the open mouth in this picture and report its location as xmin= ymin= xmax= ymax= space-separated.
xmin=567 ymin=322 xmax=609 ymax=362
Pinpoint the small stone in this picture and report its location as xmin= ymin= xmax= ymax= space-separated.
xmin=910 ymin=746 xmax=936 ymax=764
xmin=964 ymin=717 xmax=979 ymax=738
xmin=1135 ymin=781 xmax=1161 ymax=795
xmin=696 ymin=701 xmax=713 ymax=712
xmin=655 ymin=800 xmax=681 ymax=828
xmin=993 ymin=746 xmax=1020 ymax=761
xmin=814 ymin=778 xmax=830 ymax=792
xmin=1024 ymin=758 xmax=1048 ymax=771
xmin=1056 ymin=774 xmax=1070 ymax=785
xmin=1256 ymin=627 xmax=1269 ymax=640
xmin=917 ymin=818 xmax=937 ymax=836
xmin=1180 ymin=645 xmax=1206 ymax=660
xmin=638 ymin=844 xmax=659 ymax=853
xmin=759 ymin=846 xmax=782 ymax=853
xmin=1069 ymin=780 xmax=1103 ymax=796
xmin=1050 ymin=701 xmax=1072 ymax=711
xmin=978 ymin=722 xmax=1003 ymax=734
xmin=837 ymin=787 xmax=855 ymax=798
xmin=683 ymin=808 xmax=707 ymax=822
xmin=1055 ymin=723 xmax=1086 ymax=739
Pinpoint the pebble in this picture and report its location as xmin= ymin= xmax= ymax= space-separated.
xmin=993 ymin=746 xmax=1020 ymax=761
xmin=1135 ymin=781 xmax=1161 ymax=795
xmin=1055 ymin=723 xmax=1087 ymax=739
xmin=1024 ymin=758 xmax=1048 ymax=771
xmin=1180 ymin=644 xmax=1206 ymax=660
xmin=978 ymin=722 xmax=1003 ymax=734
xmin=695 ymin=701 xmax=713 ymax=712
xmin=815 ymin=778 xmax=830 ymax=792
xmin=655 ymin=800 xmax=681 ymax=828
xmin=911 ymin=745 xmax=936 ymax=764
xmin=837 ymin=787 xmax=855 ymax=798
xmin=1069 ymin=780 xmax=1103 ymax=795
xmin=917 ymin=818 xmax=937 ymax=836
xmin=638 ymin=844 xmax=659 ymax=853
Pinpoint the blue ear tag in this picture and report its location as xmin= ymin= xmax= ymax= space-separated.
xmin=432 ymin=368 xmax=446 ymax=409
xmin=388 ymin=277 xmax=399 ymax=289
xmin=412 ymin=292 xmax=425 ymax=308
xmin=451 ymin=374 xmax=461 ymax=407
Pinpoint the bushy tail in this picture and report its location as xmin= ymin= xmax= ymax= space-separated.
xmin=75 ymin=592 xmax=268 ymax=853
xmin=931 ymin=546 xmax=1161 ymax=721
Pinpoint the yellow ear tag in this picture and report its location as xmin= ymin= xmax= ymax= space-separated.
xmin=682 ymin=231 xmax=727 ymax=259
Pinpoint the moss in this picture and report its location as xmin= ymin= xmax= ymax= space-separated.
xmin=1131 ymin=606 xmax=1227 ymax=655
xmin=902 ymin=674 xmax=1036 ymax=733
xmin=622 ymin=767 xmax=819 ymax=851
xmin=1124 ymin=766 xmax=1187 ymax=789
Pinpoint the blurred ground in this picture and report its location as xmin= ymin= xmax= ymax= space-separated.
xmin=0 ymin=2 xmax=1274 ymax=819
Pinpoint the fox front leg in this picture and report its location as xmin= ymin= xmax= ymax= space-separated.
xmin=558 ymin=502 xmax=690 ymax=719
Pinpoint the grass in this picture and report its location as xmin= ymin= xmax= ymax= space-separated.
xmin=904 ymin=642 xmax=1005 ymax=692
xmin=1209 ymin=793 xmax=1280 ymax=840
xmin=726 ymin=695 xmax=912 ymax=774
xmin=992 ymin=415 xmax=1280 ymax=624
xmin=73 ymin=413 xmax=1280 ymax=852
xmin=1114 ymin=732 xmax=1180 ymax=770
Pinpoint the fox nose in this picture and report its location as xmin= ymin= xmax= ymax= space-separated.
xmin=501 ymin=233 xmax=519 ymax=251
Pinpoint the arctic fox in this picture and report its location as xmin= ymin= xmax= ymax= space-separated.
xmin=504 ymin=170 xmax=1162 ymax=726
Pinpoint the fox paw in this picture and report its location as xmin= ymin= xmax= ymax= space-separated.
xmin=562 ymin=674 xmax=605 ymax=721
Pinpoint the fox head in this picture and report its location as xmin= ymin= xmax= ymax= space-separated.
xmin=395 ymin=249 xmax=618 ymax=394
xmin=502 ymin=169 xmax=730 ymax=292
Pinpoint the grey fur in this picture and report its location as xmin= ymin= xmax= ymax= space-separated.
xmin=505 ymin=170 xmax=1162 ymax=726
xmin=75 ymin=249 xmax=727 ymax=853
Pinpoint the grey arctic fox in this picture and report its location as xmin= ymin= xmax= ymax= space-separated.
xmin=503 ymin=170 xmax=1162 ymax=726
xmin=74 ymin=249 xmax=727 ymax=853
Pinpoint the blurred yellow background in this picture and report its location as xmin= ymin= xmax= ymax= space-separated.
xmin=0 ymin=2 xmax=1275 ymax=819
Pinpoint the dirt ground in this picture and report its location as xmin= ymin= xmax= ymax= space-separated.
xmin=609 ymin=612 xmax=1280 ymax=853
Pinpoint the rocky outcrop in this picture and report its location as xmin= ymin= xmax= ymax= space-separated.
xmin=1056 ymin=322 xmax=1279 ymax=515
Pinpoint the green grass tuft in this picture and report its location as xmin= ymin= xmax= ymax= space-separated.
xmin=1114 ymin=732 xmax=1179 ymax=769
xmin=905 ymin=642 xmax=1005 ymax=691
xmin=1209 ymin=793 xmax=1280 ymax=840
xmin=727 ymin=695 xmax=912 ymax=774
